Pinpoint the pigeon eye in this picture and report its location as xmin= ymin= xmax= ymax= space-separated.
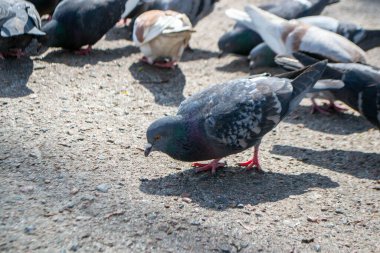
xmin=154 ymin=135 xmax=161 ymax=141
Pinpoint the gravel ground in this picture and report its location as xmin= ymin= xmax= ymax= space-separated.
xmin=1 ymin=0 xmax=379 ymax=252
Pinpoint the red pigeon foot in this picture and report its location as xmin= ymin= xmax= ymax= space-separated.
xmin=192 ymin=159 xmax=226 ymax=174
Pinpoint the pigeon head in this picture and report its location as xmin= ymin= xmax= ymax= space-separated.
xmin=145 ymin=116 xmax=188 ymax=159
xmin=38 ymin=19 xmax=63 ymax=49
xmin=249 ymin=43 xmax=277 ymax=69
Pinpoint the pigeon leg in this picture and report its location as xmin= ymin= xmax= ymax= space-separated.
xmin=237 ymin=145 xmax=263 ymax=172
xmin=116 ymin=18 xmax=128 ymax=27
xmin=192 ymin=159 xmax=226 ymax=174
xmin=310 ymin=98 xmax=331 ymax=115
xmin=5 ymin=49 xmax=25 ymax=58
xmin=328 ymin=100 xmax=347 ymax=113
xmin=74 ymin=45 xmax=92 ymax=55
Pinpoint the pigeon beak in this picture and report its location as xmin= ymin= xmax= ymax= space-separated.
xmin=144 ymin=143 xmax=153 ymax=157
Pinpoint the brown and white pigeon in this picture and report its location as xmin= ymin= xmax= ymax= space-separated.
xmin=144 ymin=61 xmax=327 ymax=173
xmin=133 ymin=10 xmax=194 ymax=68
xmin=226 ymin=5 xmax=367 ymax=64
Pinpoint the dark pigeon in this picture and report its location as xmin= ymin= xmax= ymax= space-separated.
xmin=218 ymin=0 xmax=339 ymax=56
xmin=144 ymin=61 xmax=327 ymax=174
xmin=0 ymin=0 xmax=45 ymax=58
xmin=278 ymin=53 xmax=380 ymax=128
xmin=39 ymin=0 xmax=128 ymax=54
xmin=248 ymin=43 xmax=277 ymax=69
xmin=29 ymin=0 xmax=60 ymax=17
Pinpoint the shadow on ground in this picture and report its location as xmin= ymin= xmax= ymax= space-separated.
xmin=105 ymin=26 xmax=132 ymax=41
xmin=139 ymin=168 xmax=339 ymax=210
xmin=129 ymin=62 xmax=186 ymax=106
xmin=286 ymin=104 xmax=373 ymax=134
xmin=0 ymin=58 xmax=34 ymax=98
xmin=271 ymin=145 xmax=380 ymax=180
xmin=181 ymin=48 xmax=221 ymax=62
xmin=41 ymin=46 xmax=139 ymax=67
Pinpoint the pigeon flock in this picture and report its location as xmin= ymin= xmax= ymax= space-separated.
xmin=1 ymin=0 xmax=379 ymax=174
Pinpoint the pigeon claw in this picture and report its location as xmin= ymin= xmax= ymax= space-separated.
xmin=237 ymin=159 xmax=263 ymax=172
xmin=192 ymin=160 xmax=226 ymax=174
xmin=327 ymin=102 xmax=347 ymax=113
xmin=74 ymin=45 xmax=92 ymax=56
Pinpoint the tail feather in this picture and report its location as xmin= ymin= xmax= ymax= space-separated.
xmin=225 ymin=8 xmax=256 ymax=30
xmin=288 ymin=60 xmax=327 ymax=110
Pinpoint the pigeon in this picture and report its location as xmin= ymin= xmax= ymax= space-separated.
xmin=122 ymin=0 xmax=219 ymax=26
xmin=29 ymin=0 xmax=60 ymax=17
xmin=248 ymin=15 xmax=380 ymax=69
xmin=144 ymin=60 xmax=327 ymax=173
xmin=0 ymin=0 xmax=45 ymax=59
xmin=277 ymin=53 xmax=380 ymax=128
xmin=298 ymin=16 xmax=380 ymax=51
xmin=226 ymin=5 xmax=367 ymax=64
xmin=248 ymin=43 xmax=277 ymax=69
xmin=38 ymin=0 xmax=128 ymax=55
xmin=218 ymin=0 xmax=340 ymax=56
xmin=133 ymin=10 xmax=194 ymax=68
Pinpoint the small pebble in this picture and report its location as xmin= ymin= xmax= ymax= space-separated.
xmin=24 ymin=225 xmax=36 ymax=234
xmin=182 ymin=197 xmax=192 ymax=203
xmin=314 ymin=244 xmax=321 ymax=252
xmin=96 ymin=184 xmax=111 ymax=193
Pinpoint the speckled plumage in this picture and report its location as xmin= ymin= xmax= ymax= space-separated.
xmin=145 ymin=61 xmax=327 ymax=171
xmin=0 ymin=0 xmax=45 ymax=55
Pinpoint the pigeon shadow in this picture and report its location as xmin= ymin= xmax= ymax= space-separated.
xmin=0 ymin=58 xmax=34 ymax=98
xmin=216 ymin=57 xmax=286 ymax=75
xmin=285 ymin=104 xmax=373 ymax=134
xmin=105 ymin=26 xmax=132 ymax=41
xmin=181 ymin=48 xmax=221 ymax=62
xmin=129 ymin=62 xmax=186 ymax=106
xmin=215 ymin=58 xmax=251 ymax=73
xmin=41 ymin=45 xmax=139 ymax=67
xmin=139 ymin=168 xmax=339 ymax=210
xmin=271 ymin=145 xmax=380 ymax=180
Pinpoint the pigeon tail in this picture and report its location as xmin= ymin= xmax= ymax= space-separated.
xmin=225 ymin=9 xmax=255 ymax=30
xmin=121 ymin=0 xmax=140 ymax=19
xmin=358 ymin=29 xmax=380 ymax=51
xmin=327 ymin=0 xmax=340 ymax=5
xmin=288 ymin=60 xmax=328 ymax=111
xmin=292 ymin=52 xmax=344 ymax=80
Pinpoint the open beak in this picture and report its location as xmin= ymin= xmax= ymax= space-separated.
xmin=144 ymin=143 xmax=153 ymax=157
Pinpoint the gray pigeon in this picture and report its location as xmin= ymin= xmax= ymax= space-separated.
xmin=248 ymin=15 xmax=380 ymax=69
xmin=0 ymin=0 xmax=45 ymax=58
xmin=122 ymin=0 xmax=219 ymax=26
xmin=218 ymin=0 xmax=339 ymax=56
xmin=144 ymin=61 xmax=327 ymax=173
xmin=226 ymin=5 xmax=367 ymax=64
xmin=277 ymin=53 xmax=380 ymax=128
xmin=298 ymin=16 xmax=380 ymax=51
xmin=39 ymin=0 xmax=128 ymax=54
